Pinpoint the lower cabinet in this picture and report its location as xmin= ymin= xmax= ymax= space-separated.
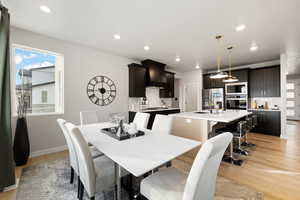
xmin=252 ymin=111 xmax=281 ymax=136
xmin=129 ymin=109 xmax=181 ymax=129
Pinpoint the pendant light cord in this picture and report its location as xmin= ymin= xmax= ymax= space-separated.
xmin=227 ymin=46 xmax=233 ymax=76
xmin=216 ymin=36 xmax=222 ymax=72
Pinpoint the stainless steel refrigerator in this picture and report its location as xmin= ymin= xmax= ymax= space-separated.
xmin=202 ymin=88 xmax=224 ymax=110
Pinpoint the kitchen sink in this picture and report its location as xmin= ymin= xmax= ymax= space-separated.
xmin=194 ymin=111 xmax=209 ymax=114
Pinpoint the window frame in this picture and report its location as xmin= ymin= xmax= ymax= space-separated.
xmin=11 ymin=44 xmax=64 ymax=116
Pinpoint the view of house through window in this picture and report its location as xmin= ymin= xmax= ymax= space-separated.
xmin=13 ymin=45 xmax=64 ymax=115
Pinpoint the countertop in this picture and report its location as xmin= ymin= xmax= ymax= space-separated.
xmin=129 ymin=107 xmax=180 ymax=113
xmin=248 ymin=108 xmax=281 ymax=112
xmin=169 ymin=110 xmax=252 ymax=123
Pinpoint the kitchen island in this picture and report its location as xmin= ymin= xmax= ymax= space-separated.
xmin=169 ymin=110 xmax=251 ymax=158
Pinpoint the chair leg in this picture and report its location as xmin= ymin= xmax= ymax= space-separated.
xmin=70 ymin=167 xmax=74 ymax=184
xmin=77 ymin=176 xmax=81 ymax=199
xmin=234 ymin=138 xmax=248 ymax=156
xmin=79 ymin=182 xmax=84 ymax=200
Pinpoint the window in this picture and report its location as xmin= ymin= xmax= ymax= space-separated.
xmin=12 ymin=44 xmax=64 ymax=115
xmin=41 ymin=90 xmax=48 ymax=103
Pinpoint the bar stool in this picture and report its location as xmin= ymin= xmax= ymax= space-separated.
xmin=233 ymin=121 xmax=249 ymax=156
xmin=242 ymin=115 xmax=257 ymax=147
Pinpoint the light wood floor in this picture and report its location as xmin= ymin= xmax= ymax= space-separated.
xmin=1 ymin=122 xmax=300 ymax=200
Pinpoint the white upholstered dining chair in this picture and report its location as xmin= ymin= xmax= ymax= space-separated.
xmin=80 ymin=111 xmax=100 ymax=126
xmin=65 ymin=122 xmax=127 ymax=200
xmin=133 ymin=112 xmax=150 ymax=130
xmin=140 ymin=132 xmax=233 ymax=200
xmin=151 ymin=114 xmax=173 ymax=135
xmin=57 ymin=119 xmax=103 ymax=185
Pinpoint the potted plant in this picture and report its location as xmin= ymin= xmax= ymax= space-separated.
xmin=13 ymin=92 xmax=30 ymax=166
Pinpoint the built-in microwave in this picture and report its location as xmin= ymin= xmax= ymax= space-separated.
xmin=225 ymin=82 xmax=248 ymax=95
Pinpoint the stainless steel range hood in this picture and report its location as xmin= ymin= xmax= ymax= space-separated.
xmin=142 ymin=59 xmax=167 ymax=87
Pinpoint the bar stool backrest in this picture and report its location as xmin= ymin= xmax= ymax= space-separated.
xmin=237 ymin=121 xmax=248 ymax=136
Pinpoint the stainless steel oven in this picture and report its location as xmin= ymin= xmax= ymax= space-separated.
xmin=225 ymin=95 xmax=248 ymax=110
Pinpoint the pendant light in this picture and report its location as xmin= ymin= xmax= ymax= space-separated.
xmin=223 ymin=46 xmax=239 ymax=83
xmin=210 ymin=35 xmax=229 ymax=79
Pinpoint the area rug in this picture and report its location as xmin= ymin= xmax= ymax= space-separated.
xmin=17 ymin=158 xmax=263 ymax=200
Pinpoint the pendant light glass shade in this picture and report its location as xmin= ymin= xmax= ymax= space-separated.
xmin=210 ymin=35 xmax=228 ymax=79
xmin=223 ymin=46 xmax=238 ymax=83
xmin=223 ymin=75 xmax=238 ymax=82
xmin=210 ymin=71 xmax=229 ymax=79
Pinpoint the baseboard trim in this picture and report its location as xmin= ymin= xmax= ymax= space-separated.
xmin=3 ymin=178 xmax=19 ymax=192
xmin=30 ymin=145 xmax=68 ymax=158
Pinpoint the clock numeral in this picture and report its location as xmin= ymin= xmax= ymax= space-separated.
xmin=89 ymin=94 xmax=96 ymax=98
xmin=87 ymin=89 xmax=94 ymax=92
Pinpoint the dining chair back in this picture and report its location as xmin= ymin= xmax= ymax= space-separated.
xmin=80 ymin=111 xmax=99 ymax=126
xmin=57 ymin=119 xmax=78 ymax=179
xmin=151 ymin=114 xmax=173 ymax=135
xmin=183 ymin=132 xmax=233 ymax=200
xmin=133 ymin=112 xmax=150 ymax=130
xmin=65 ymin=122 xmax=97 ymax=198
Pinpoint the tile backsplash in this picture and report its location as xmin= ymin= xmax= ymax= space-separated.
xmin=129 ymin=87 xmax=173 ymax=111
xmin=249 ymin=97 xmax=281 ymax=109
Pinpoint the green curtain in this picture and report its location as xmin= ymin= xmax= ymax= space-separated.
xmin=0 ymin=5 xmax=15 ymax=190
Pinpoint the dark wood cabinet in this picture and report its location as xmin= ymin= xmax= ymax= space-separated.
xmin=203 ymin=69 xmax=248 ymax=89
xmin=231 ymin=69 xmax=249 ymax=82
xmin=252 ymin=111 xmax=281 ymax=136
xmin=249 ymin=68 xmax=265 ymax=97
xmin=249 ymin=66 xmax=280 ymax=98
xmin=128 ymin=63 xmax=146 ymax=97
xmin=264 ymin=67 xmax=280 ymax=97
xmin=160 ymin=72 xmax=175 ymax=98
xmin=203 ymin=74 xmax=224 ymax=89
xmin=203 ymin=74 xmax=212 ymax=89
xmin=129 ymin=109 xmax=180 ymax=129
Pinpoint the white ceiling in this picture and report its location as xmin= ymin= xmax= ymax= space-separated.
xmin=3 ymin=0 xmax=300 ymax=72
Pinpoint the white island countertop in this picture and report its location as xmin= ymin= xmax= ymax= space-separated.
xmin=169 ymin=110 xmax=252 ymax=123
xmin=129 ymin=107 xmax=180 ymax=113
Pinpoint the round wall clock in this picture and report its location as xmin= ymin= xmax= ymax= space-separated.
xmin=86 ymin=76 xmax=116 ymax=106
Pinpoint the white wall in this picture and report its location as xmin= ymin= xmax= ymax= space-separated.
xmin=11 ymin=27 xmax=136 ymax=154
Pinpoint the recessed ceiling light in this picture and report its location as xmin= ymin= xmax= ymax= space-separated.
xmin=250 ymin=44 xmax=258 ymax=52
xmin=113 ymin=34 xmax=121 ymax=40
xmin=175 ymin=57 xmax=181 ymax=62
xmin=235 ymin=24 xmax=246 ymax=32
xmin=40 ymin=5 xmax=51 ymax=13
xmin=144 ymin=45 xmax=150 ymax=51
xmin=195 ymin=64 xmax=200 ymax=69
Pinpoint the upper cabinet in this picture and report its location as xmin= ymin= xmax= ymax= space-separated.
xmin=128 ymin=63 xmax=146 ymax=97
xmin=160 ymin=71 xmax=175 ymax=98
xmin=203 ymin=69 xmax=248 ymax=89
xmin=128 ymin=60 xmax=175 ymax=98
xmin=231 ymin=69 xmax=248 ymax=82
xmin=249 ymin=66 xmax=280 ymax=98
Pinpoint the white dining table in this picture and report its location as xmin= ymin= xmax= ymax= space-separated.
xmin=79 ymin=122 xmax=201 ymax=200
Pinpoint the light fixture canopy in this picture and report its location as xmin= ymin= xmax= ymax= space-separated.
xmin=210 ymin=35 xmax=228 ymax=79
